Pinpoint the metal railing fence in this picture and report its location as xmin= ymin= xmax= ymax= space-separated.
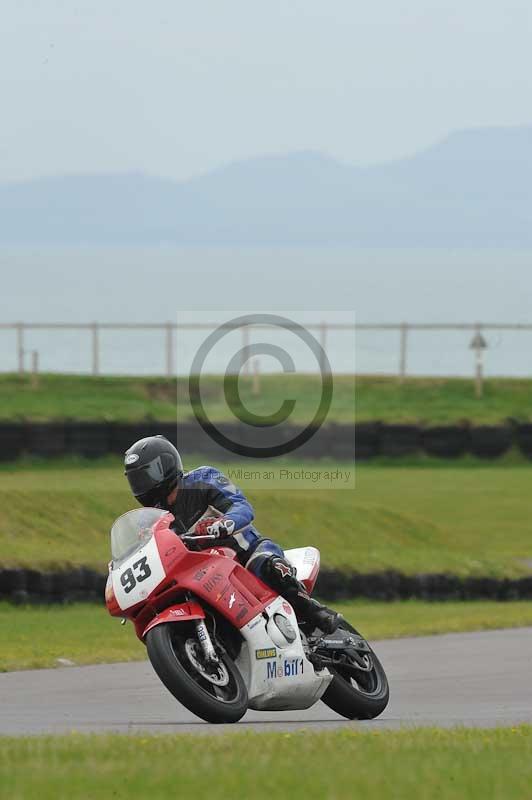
xmin=2 ymin=321 xmax=532 ymax=380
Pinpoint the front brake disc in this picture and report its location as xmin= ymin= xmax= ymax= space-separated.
xmin=184 ymin=639 xmax=230 ymax=687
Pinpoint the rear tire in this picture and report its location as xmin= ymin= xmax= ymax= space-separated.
xmin=321 ymin=621 xmax=389 ymax=720
xmin=146 ymin=623 xmax=248 ymax=724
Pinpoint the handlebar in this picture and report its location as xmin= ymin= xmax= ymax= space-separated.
xmin=181 ymin=533 xmax=218 ymax=542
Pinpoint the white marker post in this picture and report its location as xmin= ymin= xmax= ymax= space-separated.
xmin=469 ymin=328 xmax=488 ymax=398
xmin=31 ymin=350 xmax=39 ymax=389
xmin=252 ymin=358 xmax=261 ymax=396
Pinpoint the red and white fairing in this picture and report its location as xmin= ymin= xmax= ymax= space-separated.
xmin=105 ymin=511 xmax=332 ymax=713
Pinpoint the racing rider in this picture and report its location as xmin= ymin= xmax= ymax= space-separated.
xmin=124 ymin=435 xmax=341 ymax=635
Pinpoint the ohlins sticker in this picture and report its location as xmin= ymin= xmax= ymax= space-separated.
xmin=255 ymin=648 xmax=277 ymax=660
xmin=266 ymin=659 xmax=304 ymax=679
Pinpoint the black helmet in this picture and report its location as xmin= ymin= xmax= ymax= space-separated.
xmin=124 ymin=435 xmax=183 ymax=507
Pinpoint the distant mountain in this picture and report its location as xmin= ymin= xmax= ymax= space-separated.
xmin=0 ymin=126 xmax=530 ymax=246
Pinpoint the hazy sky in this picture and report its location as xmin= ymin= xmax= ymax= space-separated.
xmin=1 ymin=0 xmax=531 ymax=182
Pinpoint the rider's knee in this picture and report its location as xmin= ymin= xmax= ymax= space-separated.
xmin=246 ymin=540 xmax=284 ymax=580
xmin=261 ymin=554 xmax=299 ymax=594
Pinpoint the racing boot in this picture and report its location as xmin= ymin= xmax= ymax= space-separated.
xmin=290 ymin=589 xmax=343 ymax=635
xmin=266 ymin=555 xmax=342 ymax=635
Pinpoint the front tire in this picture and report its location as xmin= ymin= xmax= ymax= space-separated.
xmin=146 ymin=623 xmax=248 ymax=724
xmin=321 ymin=621 xmax=389 ymax=720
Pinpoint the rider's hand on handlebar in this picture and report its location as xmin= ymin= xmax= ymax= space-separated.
xmin=193 ymin=517 xmax=235 ymax=538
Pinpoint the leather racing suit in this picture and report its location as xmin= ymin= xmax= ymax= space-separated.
xmin=163 ymin=466 xmax=340 ymax=634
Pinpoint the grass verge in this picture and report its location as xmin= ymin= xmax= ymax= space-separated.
xmin=2 ymin=372 xmax=532 ymax=423
xmin=3 ymin=600 xmax=532 ymax=672
xmin=1 ymin=459 xmax=532 ymax=576
xmin=1 ymin=727 xmax=532 ymax=799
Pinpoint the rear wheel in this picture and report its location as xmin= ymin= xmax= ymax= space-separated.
xmin=320 ymin=621 xmax=389 ymax=720
xmin=146 ymin=623 xmax=248 ymax=724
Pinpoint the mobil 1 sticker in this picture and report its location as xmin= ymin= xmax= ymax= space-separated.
xmin=266 ymin=658 xmax=304 ymax=680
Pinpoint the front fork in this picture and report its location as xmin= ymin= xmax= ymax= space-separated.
xmin=195 ymin=619 xmax=219 ymax=663
xmin=183 ymin=590 xmax=219 ymax=663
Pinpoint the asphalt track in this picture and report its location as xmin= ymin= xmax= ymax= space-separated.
xmin=1 ymin=627 xmax=531 ymax=736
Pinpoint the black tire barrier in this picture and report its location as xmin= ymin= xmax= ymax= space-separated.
xmin=422 ymin=425 xmax=470 ymax=459
xmin=354 ymin=423 xmax=381 ymax=460
xmin=516 ymin=424 xmax=532 ymax=459
xmin=326 ymin=423 xmax=356 ymax=460
xmin=108 ymin=423 xmax=167 ymax=455
xmin=25 ymin=422 xmax=67 ymax=458
xmin=379 ymin=425 xmax=420 ymax=458
xmin=67 ymin=423 xmax=112 ymax=459
xmin=300 ymin=423 xmax=355 ymax=460
xmin=180 ymin=420 xmax=245 ymax=462
xmin=176 ymin=419 xmax=220 ymax=459
xmin=1 ymin=568 xmax=28 ymax=595
xmin=315 ymin=570 xmax=532 ymax=602
xmin=0 ymin=567 xmax=106 ymax=604
xmin=0 ymin=423 xmax=26 ymax=461
xmin=0 ymin=420 xmax=529 ymax=461
xmin=3 ymin=566 xmax=532 ymax=604
xmin=469 ymin=426 xmax=513 ymax=459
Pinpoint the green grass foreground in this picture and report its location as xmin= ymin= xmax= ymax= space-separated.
xmin=3 ymin=600 xmax=532 ymax=672
xmin=1 ymin=459 xmax=532 ymax=576
xmin=2 ymin=727 xmax=532 ymax=800
xmin=2 ymin=372 xmax=532 ymax=423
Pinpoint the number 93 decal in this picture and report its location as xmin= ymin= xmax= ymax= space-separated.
xmin=120 ymin=556 xmax=152 ymax=594
xmin=112 ymin=537 xmax=166 ymax=610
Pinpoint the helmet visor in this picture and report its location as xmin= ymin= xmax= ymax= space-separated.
xmin=126 ymin=455 xmax=168 ymax=496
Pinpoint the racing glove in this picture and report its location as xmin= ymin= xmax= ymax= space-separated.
xmin=193 ymin=517 xmax=235 ymax=538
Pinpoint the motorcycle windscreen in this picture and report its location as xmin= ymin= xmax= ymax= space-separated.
xmin=110 ymin=507 xmax=167 ymax=563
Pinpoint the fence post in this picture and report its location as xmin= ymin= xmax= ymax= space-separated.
xmin=475 ymin=348 xmax=483 ymax=399
xmin=16 ymin=322 xmax=25 ymax=375
xmin=241 ymin=325 xmax=250 ymax=375
xmin=91 ymin=323 xmax=99 ymax=376
xmin=319 ymin=321 xmax=328 ymax=373
xmin=31 ymin=350 xmax=39 ymax=389
xmin=165 ymin=322 xmax=173 ymax=377
xmin=470 ymin=324 xmax=487 ymax=399
xmin=252 ymin=358 xmax=261 ymax=396
xmin=399 ymin=322 xmax=408 ymax=383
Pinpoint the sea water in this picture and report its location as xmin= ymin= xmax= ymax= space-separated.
xmin=1 ymin=246 xmax=531 ymax=377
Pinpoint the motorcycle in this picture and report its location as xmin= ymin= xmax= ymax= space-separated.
xmin=105 ymin=507 xmax=390 ymax=724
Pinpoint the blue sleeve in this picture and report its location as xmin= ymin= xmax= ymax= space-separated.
xmin=190 ymin=467 xmax=254 ymax=533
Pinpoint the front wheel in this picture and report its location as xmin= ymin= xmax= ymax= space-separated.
xmin=320 ymin=621 xmax=389 ymax=720
xmin=146 ymin=623 xmax=248 ymax=724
